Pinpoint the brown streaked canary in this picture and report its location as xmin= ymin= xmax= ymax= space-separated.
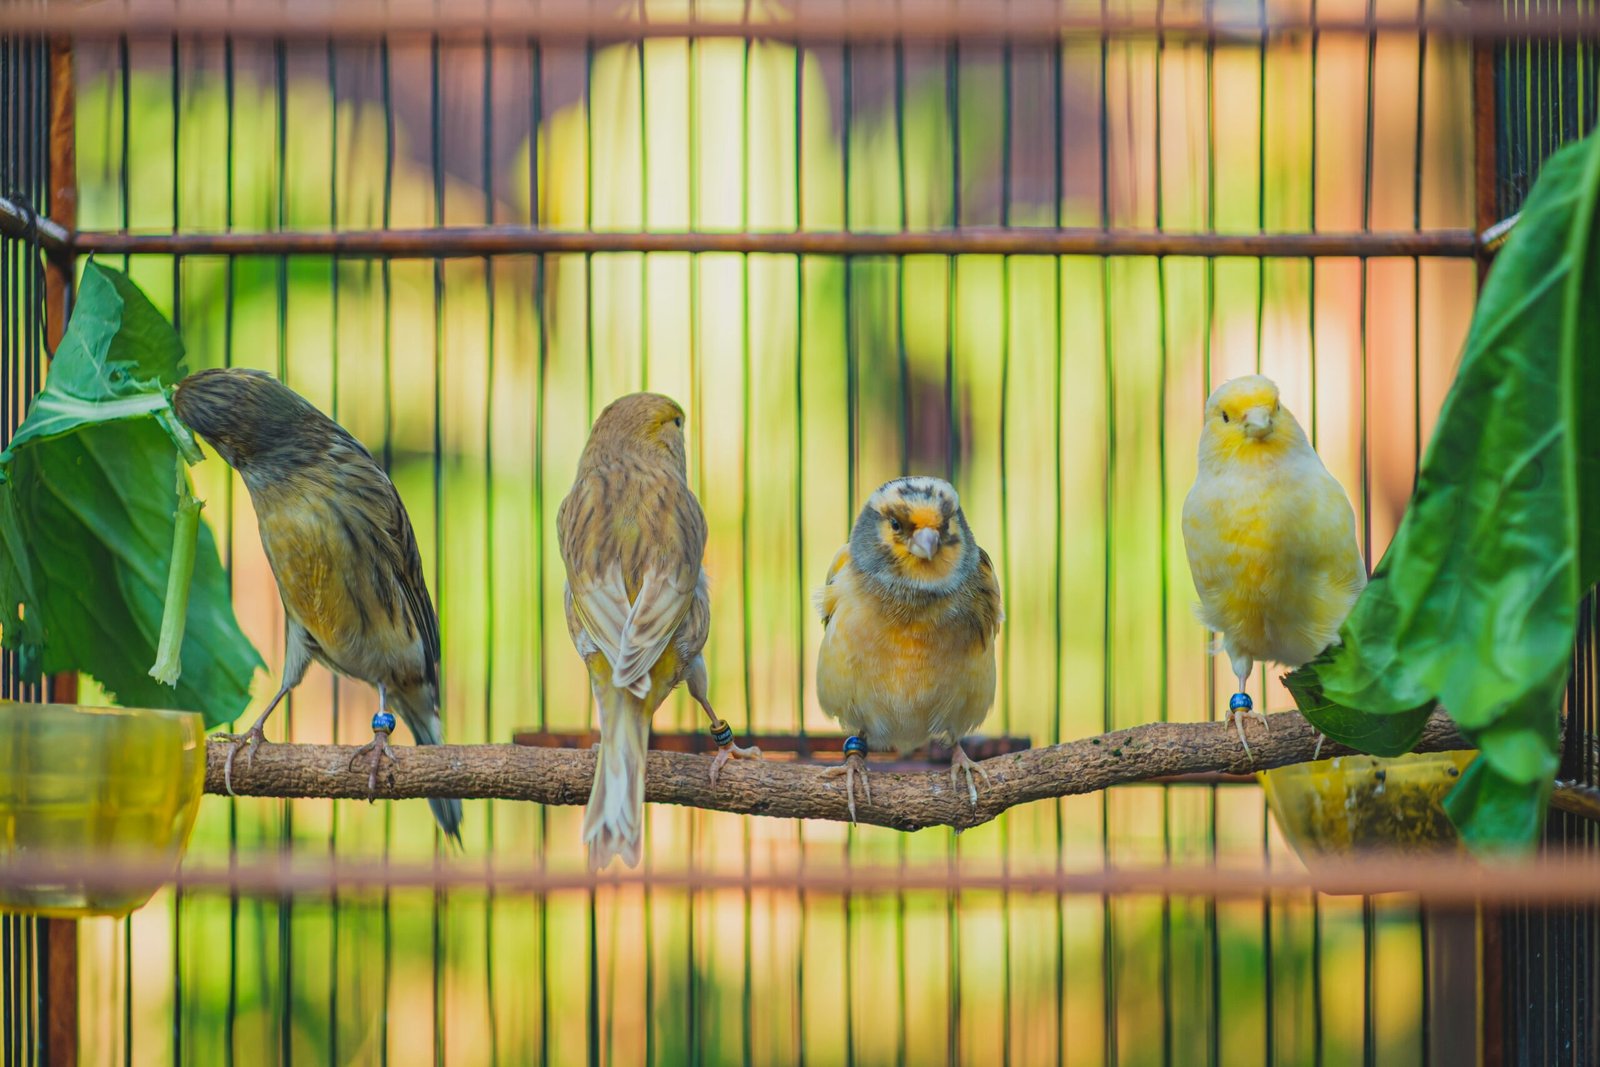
xmin=1181 ymin=374 xmax=1368 ymax=759
xmin=814 ymin=476 xmax=1004 ymax=821
xmin=557 ymin=392 xmax=760 ymax=870
xmin=171 ymin=367 xmax=462 ymax=844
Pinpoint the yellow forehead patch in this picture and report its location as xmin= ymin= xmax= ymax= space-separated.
xmin=1210 ymin=379 xmax=1280 ymax=419
xmin=1228 ymin=386 xmax=1276 ymax=409
xmin=908 ymin=505 xmax=942 ymax=529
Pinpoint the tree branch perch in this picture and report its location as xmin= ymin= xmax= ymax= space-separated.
xmin=207 ymin=710 xmax=1473 ymax=832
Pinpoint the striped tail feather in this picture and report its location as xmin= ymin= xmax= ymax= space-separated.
xmin=389 ymin=685 xmax=464 ymax=846
xmin=582 ymin=683 xmax=650 ymax=870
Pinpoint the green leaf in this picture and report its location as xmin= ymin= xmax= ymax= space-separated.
xmin=0 ymin=261 xmax=200 ymax=465
xmin=2 ymin=421 xmax=262 ymax=726
xmin=1442 ymin=757 xmax=1552 ymax=857
xmin=0 ymin=264 xmax=263 ymax=727
xmin=1282 ymin=655 xmax=1435 ymax=758
xmin=1298 ymin=130 xmax=1600 ymax=852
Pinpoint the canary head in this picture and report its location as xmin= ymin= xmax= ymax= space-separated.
xmin=848 ymin=476 xmax=979 ymax=600
xmin=173 ymin=367 xmax=332 ymax=470
xmin=1199 ymin=374 xmax=1309 ymax=465
xmin=581 ymin=392 xmax=688 ymax=472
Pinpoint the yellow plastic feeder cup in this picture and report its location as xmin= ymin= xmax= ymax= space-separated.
xmin=1259 ymin=749 xmax=1479 ymax=868
xmin=0 ymin=702 xmax=206 ymax=918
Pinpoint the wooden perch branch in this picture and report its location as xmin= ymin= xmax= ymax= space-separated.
xmin=207 ymin=710 xmax=1473 ymax=832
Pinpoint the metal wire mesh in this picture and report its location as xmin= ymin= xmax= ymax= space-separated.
xmin=1 ymin=32 xmax=63 ymax=1067
xmin=1 ymin=1 xmax=1585 ymax=1063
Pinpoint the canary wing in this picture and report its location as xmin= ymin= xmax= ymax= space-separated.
xmin=325 ymin=438 xmax=440 ymax=662
xmin=570 ymin=564 xmax=698 ymax=698
xmin=814 ymin=545 xmax=852 ymax=626
xmin=558 ymin=465 xmax=707 ymax=699
xmin=976 ymin=546 xmax=1005 ymax=632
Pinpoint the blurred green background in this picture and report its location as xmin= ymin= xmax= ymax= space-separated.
xmin=66 ymin=4 xmax=1475 ymax=1061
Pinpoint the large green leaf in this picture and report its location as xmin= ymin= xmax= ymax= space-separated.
xmin=1288 ymin=130 xmax=1600 ymax=852
xmin=1282 ymin=651 xmax=1434 ymax=758
xmin=0 ymin=261 xmax=200 ymax=466
xmin=0 ymin=263 xmax=263 ymax=726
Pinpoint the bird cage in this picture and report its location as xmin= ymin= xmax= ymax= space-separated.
xmin=1 ymin=2 xmax=1597 ymax=1064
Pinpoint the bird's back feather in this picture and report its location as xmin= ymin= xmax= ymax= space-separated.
xmin=558 ymin=453 xmax=707 ymax=698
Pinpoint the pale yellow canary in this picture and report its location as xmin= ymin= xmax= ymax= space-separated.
xmin=557 ymin=393 xmax=760 ymax=870
xmin=815 ymin=476 xmax=1004 ymax=820
xmin=1181 ymin=374 xmax=1367 ymax=756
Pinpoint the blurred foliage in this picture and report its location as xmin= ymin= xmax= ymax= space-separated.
xmin=1288 ymin=131 xmax=1600 ymax=854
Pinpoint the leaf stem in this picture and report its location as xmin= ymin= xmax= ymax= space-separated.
xmin=158 ymin=398 xmax=204 ymax=465
xmin=148 ymin=460 xmax=203 ymax=687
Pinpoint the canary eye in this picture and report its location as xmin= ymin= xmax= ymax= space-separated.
xmin=1221 ymin=412 xmax=1230 ymax=423
xmin=888 ymin=517 xmax=902 ymax=533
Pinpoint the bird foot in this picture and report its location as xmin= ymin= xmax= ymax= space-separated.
xmin=947 ymin=744 xmax=993 ymax=810
xmin=1226 ymin=692 xmax=1268 ymax=763
xmin=820 ymin=740 xmax=872 ymax=823
xmin=215 ymin=725 xmax=269 ymax=796
xmin=349 ymin=711 xmax=401 ymax=800
xmin=1312 ymin=731 xmax=1326 ymax=761
xmin=706 ymin=718 xmax=762 ymax=785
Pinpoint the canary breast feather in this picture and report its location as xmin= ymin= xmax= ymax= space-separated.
xmin=815 ymin=562 xmax=997 ymax=755
xmin=1183 ymin=456 xmax=1364 ymax=668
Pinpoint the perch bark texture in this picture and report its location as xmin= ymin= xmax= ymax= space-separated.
xmin=206 ymin=711 xmax=1471 ymax=832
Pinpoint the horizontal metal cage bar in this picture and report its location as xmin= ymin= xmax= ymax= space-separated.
xmin=1 ymin=5 xmax=1599 ymax=42
xmin=11 ymin=853 xmax=1600 ymax=904
xmin=63 ymin=226 xmax=1483 ymax=259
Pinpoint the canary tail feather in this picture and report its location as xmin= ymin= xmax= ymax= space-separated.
xmin=584 ymin=685 xmax=650 ymax=870
xmin=390 ymin=686 xmax=464 ymax=846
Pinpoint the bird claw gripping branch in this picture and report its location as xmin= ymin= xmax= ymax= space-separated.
xmin=1227 ymin=692 xmax=1269 ymax=762
xmin=349 ymin=710 xmax=401 ymax=799
xmin=948 ymin=743 xmax=993 ymax=810
xmin=705 ymin=716 xmax=762 ymax=786
xmin=819 ymin=735 xmax=873 ymax=823
xmin=218 ymin=724 xmax=270 ymax=796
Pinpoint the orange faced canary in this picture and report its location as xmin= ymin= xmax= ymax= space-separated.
xmin=172 ymin=368 xmax=462 ymax=844
xmin=815 ymin=476 xmax=1004 ymax=820
xmin=557 ymin=392 xmax=759 ymax=870
xmin=1181 ymin=374 xmax=1367 ymax=757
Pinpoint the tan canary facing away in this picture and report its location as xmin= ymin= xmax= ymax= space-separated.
xmin=815 ymin=476 xmax=1004 ymax=821
xmin=557 ymin=393 xmax=760 ymax=870
xmin=1181 ymin=374 xmax=1368 ymax=757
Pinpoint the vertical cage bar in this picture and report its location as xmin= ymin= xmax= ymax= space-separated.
xmin=429 ymin=31 xmax=448 ymax=1063
xmin=325 ymin=32 xmax=343 ymax=1067
xmin=42 ymin=30 xmax=78 ymax=1067
xmin=1202 ymin=0 xmax=1221 ymax=1056
xmin=1477 ymin=0 xmax=1517 ymax=1060
xmin=222 ymin=31 xmax=240 ymax=1067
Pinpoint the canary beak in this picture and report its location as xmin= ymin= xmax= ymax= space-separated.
xmin=909 ymin=527 xmax=941 ymax=560
xmin=1241 ymin=406 xmax=1274 ymax=439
